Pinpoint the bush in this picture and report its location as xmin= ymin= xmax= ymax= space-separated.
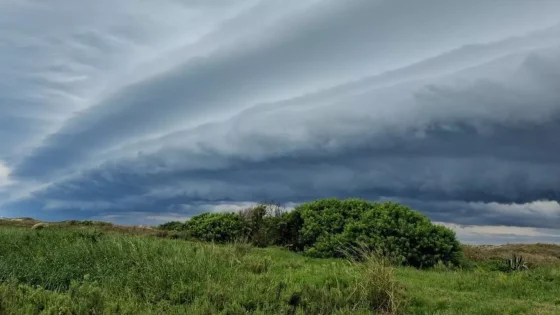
xmin=238 ymin=204 xmax=304 ymax=248
xmin=344 ymin=204 xmax=460 ymax=267
xmin=294 ymin=199 xmax=461 ymax=268
xmin=264 ymin=209 xmax=304 ymax=251
xmin=186 ymin=213 xmax=246 ymax=243
xmin=296 ymin=198 xmax=370 ymax=253
xmin=239 ymin=205 xmax=269 ymax=246
xmin=158 ymin=198 xmax=461 ymax=268
xmin=158 ymin=221 xmax=187 ymax=231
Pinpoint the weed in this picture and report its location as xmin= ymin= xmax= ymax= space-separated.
xmin=355 ymin=253 xmax=407 ymax=314
xmin=243 ymin=256 xmax=271 ymax=274
xmin=505 ymin=254 xmax=529 ymax=272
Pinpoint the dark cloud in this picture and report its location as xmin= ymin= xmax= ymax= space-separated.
xmin=11 ymin=0 xmax=560 ymax=179
xmin=1 ymin=0 xmax=560 ymax=242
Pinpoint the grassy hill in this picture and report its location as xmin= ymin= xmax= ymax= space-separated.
xmin=0 ymin=219 xmax=559 ymax=314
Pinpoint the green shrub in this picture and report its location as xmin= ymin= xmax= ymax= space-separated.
xmin=264 ymin=208 xmax=304 ymax=251
xmin=186 ymin=213 xmax=246 ymax=243
xmin=238 ymin=205 xmax=269 ymax=246
xmin=238 ymin=204 xmax=304 ymax=249
xmin=294 ymin=199 xmax=461 ymax=268
xmin=343 ymin=202 xmax=460 ymax=267
xmin=158 ymin=221 xmax=187 ymax=231
xmin=296 ymin=198 xmax=369 ymax=253
xmin=158 ymin=198 xmax=461 ymax=268
xmin=67 ymin=220 xmax=113 ymax=227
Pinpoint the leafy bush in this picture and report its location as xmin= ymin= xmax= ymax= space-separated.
xmin=292 ymin=199 xmax=461 ymax=268
xmin=296 ymin=198 xmax=370 ymax=253
xmin=66 ymin=220 xmax=113 ymax=227
xmin=265 ymin=209 xmax=304 ymax=251
xmin=158 ymin=198 xmax=461 ymax=268
xmin=238 ymin=204 xmax=304 ymax=249
xmin=342 ymin=202 xmax=461 ymax=267
xmin=185 ymin=213 xmax=246 ymax=243
xmin=238 ymin=205 xmax=269 ymax=246
xmin=158 ymin=221 xmax=187 ymax=231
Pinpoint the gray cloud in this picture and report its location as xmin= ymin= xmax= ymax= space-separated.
xmin=1 ymin=0 xmax=560 ymax=243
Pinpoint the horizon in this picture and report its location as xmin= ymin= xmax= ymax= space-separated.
xmin=1 ymin=0 xmax=560 ymax=245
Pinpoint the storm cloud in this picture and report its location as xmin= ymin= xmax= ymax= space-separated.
xmin=1 ymin=0 xmax=560 ymax=243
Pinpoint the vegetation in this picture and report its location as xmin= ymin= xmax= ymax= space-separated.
xmin=0 ymin=199 xmax=559 ymax=314
xmin=159 ymin=199 xmax=461 ymax=268
xmin=0 ymin=226 xmax=559 ymax=314
xmin=0 ymin=227 xmax=404 ymax=314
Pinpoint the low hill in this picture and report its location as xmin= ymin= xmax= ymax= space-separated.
xmin=0 ymin=224 xmax=558 ymax=314
xmin=3 ymin=216 xmax=560 ymax=268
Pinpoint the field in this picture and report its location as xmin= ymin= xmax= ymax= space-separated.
xmin=0 ymin=220 xmax=559 ymax=314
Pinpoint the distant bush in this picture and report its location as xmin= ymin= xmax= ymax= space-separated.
xmin=158 ymin=221 xmax=187 ymax=231
xmin=185 ymin=213 xmax=246 ymax=243
xmin=238 ymin=204 xmax=302 ymax=248
xmin=238 ymin=205 xmax=269 ymax=246
xmin=295 ymin=198 xmax=368 ymax=254
xmin=264 ymin=209 xmax=304 ymax=251
xmin=66 ymin=220 xmax=113 ymax=227
xmin=341 ymin=202 xmax=461 ymax=267
xmin=294 ymin=199 xmax=461 ymax=268
xmin=159 ymin=198 xmax=461 ymax=268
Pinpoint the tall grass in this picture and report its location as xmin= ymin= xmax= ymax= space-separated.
xmin=2 ymin=226 xmax=559 ymax=314
xmin=354 ymin=254 xmax=406 ymax=314
xmin=0 ymin=227 xmax=405 ymax=314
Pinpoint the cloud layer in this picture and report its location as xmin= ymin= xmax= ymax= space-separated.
xmin=1 ymin=0 xmax=560 ymax=243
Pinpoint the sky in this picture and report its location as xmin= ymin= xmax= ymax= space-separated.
xmin=1 ymin=0 xmax=560 ymax=244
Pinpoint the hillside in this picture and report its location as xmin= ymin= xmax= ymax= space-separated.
xmin=4 ymin=217 xmax=559 ymax=267
xmin=0 ymin=221 xmax=559 ymax=314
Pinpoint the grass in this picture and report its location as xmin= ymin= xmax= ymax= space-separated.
xmin=402 ymin=267 xmax=560 ymax=314
xmin=463 ymin=244 xmax=560 ymax=268
xmin=0 ymin=224 xmax=559 ymax=314
xmin=0 ymin=227 xmax=401 ymax=314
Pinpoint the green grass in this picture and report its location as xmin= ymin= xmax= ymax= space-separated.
xmin=401 ymin=267 xmax=560 ymax=314
xmin=0 ymin=227 xmax=402 ymax=314
xmin=0 ymin=226 xmax=559 ymax=314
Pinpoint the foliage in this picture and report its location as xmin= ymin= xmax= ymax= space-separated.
xmin=238 ymin=204 xmax=271 ymax=247
xmin=1 ymin=227 xmax=560 ymax=314
xmin=342 ymin=203 xmax=461 ymax=267
xmin=185 ymin=212 xmax=247 ymax=243
xmin=267 ymin=208 xmax=305 ymax=251
xmin=297 ymin=198 xmax=370 ymax=250
xmin=239 ymin=204 xmax=303 ymax=249
xmin=66 ymin=220 xmax=114 ymax=227
xmin=292 ymin=199 xmax=461 ymax=268
xmin=158 ymin=199 xmax=461 ymax=268
xmin=0 ymin=227 xmax=409 ymax=315
xmin=505 ymin=254 xmax=529 ymax=272
xmin=157 ymin=221 xmax=186 ymax=231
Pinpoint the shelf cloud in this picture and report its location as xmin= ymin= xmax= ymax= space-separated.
xmin=1 ymin=0 xmax=560 ymax=242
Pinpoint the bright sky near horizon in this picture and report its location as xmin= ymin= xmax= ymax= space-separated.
xmin=1 ymin=0 xmax=560 ymax=244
